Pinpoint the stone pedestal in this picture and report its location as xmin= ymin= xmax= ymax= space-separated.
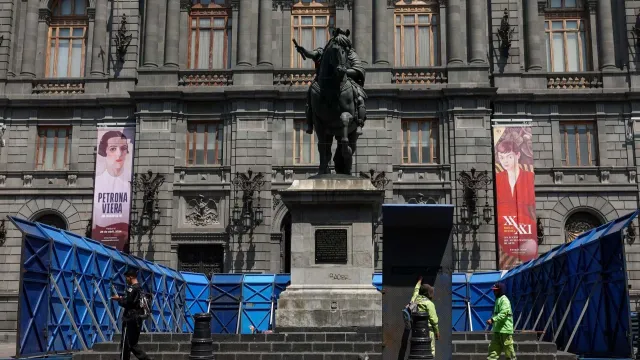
xmin=275 ymin=175 xmax=383 ymax=328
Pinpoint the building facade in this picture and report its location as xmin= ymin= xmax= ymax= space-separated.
xmin=0 ymin=0 xmax=639 ymax=335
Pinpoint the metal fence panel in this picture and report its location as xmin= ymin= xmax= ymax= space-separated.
xmin=12 ymin=216 xmax=51 ymax=358
xmin=241 ymin=274 xmax=276 ymax=334
xmin=210 ymin=274 xmax=243 ymax=334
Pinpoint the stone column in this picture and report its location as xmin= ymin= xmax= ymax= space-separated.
xmin=90 ymin=0 xmax=108 ymax=75
xmin=257 ymin=0 xmax=272 ymax=66
xmin=525 ymin=0 xmax=543 ymax=71
xmin=236 ymin=0 xmax=253 ymax=67
xmin=353 ymin=0 xmax=370 ymax=65
xmin=143 ymin=0 xmax=161 ymax=67
xmin=35 ymin=9 xmax=50 ymax=78
xmin=178 ymin=0 xmax=191 ymax=68
xmin=596 ymin=0 xmax=615 ymax=70
xmin=467 ymin=0 xmax=486 ymax=64
xmin=373 ymin=0 xmax=389 ymax=65
xmin=20 ymin=0 xmax=39 ymax=77
xmin=163 ymin=0 xmax=180 ymax=67
xmin=446 ymin=0 xmax=464 ymax=65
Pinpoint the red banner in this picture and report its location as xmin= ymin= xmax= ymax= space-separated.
xmin=493 ymin=126 xmax=538 ymax=269
xmin=91 ymin=127 xmax=135 ymax=251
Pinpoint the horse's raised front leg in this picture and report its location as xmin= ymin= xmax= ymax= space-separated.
xmin=339 ymin=112 xmax=353 ymax=159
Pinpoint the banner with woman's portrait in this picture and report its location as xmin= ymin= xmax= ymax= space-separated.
xmin=493 ymin=126 xmax=538 ymax=269
xmin=91 ymin=127 xmax=135 ymax=251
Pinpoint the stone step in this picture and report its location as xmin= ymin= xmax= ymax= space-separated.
xmin=92 ymin=341 xmax=382 ymax=353
xmin=73 ymin=352 xmax=382 ymax=360
xmin=112 ymin=332 xmax=382 ymax=343
xmin=452 ymin=332 xmax=538 ymax=342
xmin=452 ymin=352 xmax=577 ymax=360
xmin=452 ymin=341 xmax=558 ymax=354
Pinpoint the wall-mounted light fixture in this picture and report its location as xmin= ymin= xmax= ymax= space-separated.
xmin=0 ymin=219 xmax=5 ymax=246
xmin=626 ymin=222 xmax=637 ymax=245
xmin=85 ymin=218 xmax=92 ymax=238
xmin=114 ymin=14 xmax=132 ymax=63
xmin=0 ymin=124 xmax=6 ymax=148
xmin=457 ymin=168 xmax=492 ymax=232
xmin=230 ymin=169 xmax=265 ymax=234
xmin=130 ymin=170 xmax=164 ymax=237
xmin=537 ymin=218 xmax=544 ymax=244
xmin=497 ymin=8 xmax=514 ymax=58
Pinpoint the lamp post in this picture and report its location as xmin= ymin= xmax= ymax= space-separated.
xmin=130 ymin=170 xmax=165 ymax=239
xmin=455 ymin=168 xmax=493 ymax=233
xmin=230 ymin=169 xmax=265 ymax=234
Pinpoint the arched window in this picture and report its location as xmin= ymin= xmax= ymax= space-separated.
xmin=564 ymin=211 xmax=601 ymax=242
xmin=544 ymin=0 xmax=591 ymax=72
xmin=291 ymin=0 xmax=335 ymax=68
xmin=35 ymin=213 xmax=68 ymax=230
xmin=188 ymin=0 xmax=232 ymax=69
xmin=46 ymin=0 xmax=89 ymax=78
xmin=394 ymin=0 xmax=440 ymax=67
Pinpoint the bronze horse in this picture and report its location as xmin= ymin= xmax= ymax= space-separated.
xmin=309 ymin=37 xmax=360 ymax=176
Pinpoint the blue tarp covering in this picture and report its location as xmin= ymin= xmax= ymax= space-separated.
xmin=503 ymin=210 xmax=638 ymax=358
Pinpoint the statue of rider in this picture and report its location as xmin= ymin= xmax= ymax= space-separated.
xmin=293 ymin=28 xmax=367 ymax=135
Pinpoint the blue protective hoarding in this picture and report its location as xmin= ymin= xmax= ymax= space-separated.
xmin=503 ymin=210 xmax=638 ymax=358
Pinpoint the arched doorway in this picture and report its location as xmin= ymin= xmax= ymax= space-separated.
xmin=34 ymin=212 xmax=68 ymax=230
xmin=565 ymin=211 xmax=602 ymax=242
xmin=280 ymin=212 xmax=291 ymax=273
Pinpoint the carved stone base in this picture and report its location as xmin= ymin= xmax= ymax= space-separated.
xmin=275 ymin=284 xmax=382 ymax=328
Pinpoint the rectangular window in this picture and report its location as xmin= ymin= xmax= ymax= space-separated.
xmin=186 ymin=123 xmax=224 ymax=165
xmin=188 ymin=4 xmax=231 ymax=69
xmin=293 ymin=120 xmax=317 ymax=164
xmin=291 ymin=1 xmax=335 ymax=68
xmin=401 ymin=120 xmax=438 ymax=164
xmin=560 ymin=122 xmax=597 ymax=166
xmin=545 ymin=17 xmax=589 ymax=72
xmin=46 ymin=25 xmax=87 ymax=78
xmin=36 ymin=127 xmax=71 ymax=170
xmin=394 ymin=3 xmax=439 ymax=66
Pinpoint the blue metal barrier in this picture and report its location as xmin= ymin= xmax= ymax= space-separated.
xmin=503 ymin=210 xmax=638 ymax=358
xmin=241 ymin=274 xmax=276 ymax=334
xmin=210 ymin=274 xmax=242 ymax=334
xmin=469 ymin=271 xmax=503 ymax=332
xmin=452 ymin=273 xmax=469 ymax=331
xmin=181 ymin=272 xmax=209 ymax=333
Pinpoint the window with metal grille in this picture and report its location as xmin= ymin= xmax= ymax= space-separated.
xmin=46 ymin=0 xmax=88 ymax=78
xmin=186 ymin=122 xmax=224 ymax=165
xmin=36 ymin=127 xmax=72 ymax=170
xmin=394 ymin=0 xmax=440 ymax=66
xmin=188 ymin=0 xmax=232 ymax=69
xmin=559 ymin=121 xmax=597 ymax=166
xmin=291 ymin=0 xmax=335 ymax=69
xmin=544 ymin=0 xmax=590 ymax=72
xmin=293 ymin=120 xmax=318 ymax=164
xmin=401 ymin=119 xmax=438 ymax=164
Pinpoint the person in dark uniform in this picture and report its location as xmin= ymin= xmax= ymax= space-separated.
xmin=111 ymin=268 xmax=152 ymax=360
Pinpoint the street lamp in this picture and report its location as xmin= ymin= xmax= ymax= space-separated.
xmin=456 ymin=168 xmax=493 ymax=232
xmin=0 ymin=219 xmax=5 ymax=246
xmin=230 ymin=169 xmax=265 ymax=234
xmin=130 ymin=170 xmax=165 ymax=238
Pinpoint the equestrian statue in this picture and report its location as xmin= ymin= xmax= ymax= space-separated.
xmin=293 ymin=28 xmax=367 ymax=176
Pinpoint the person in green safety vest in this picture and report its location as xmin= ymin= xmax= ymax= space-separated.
xmin=410 ymin=276 xmax=440 ymax=356
xmin=486 ymin=282 xmax=516 ymax=360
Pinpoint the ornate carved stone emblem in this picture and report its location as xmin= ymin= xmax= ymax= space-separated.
xmin=186 ymin=195 xmax=219 ymax=226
